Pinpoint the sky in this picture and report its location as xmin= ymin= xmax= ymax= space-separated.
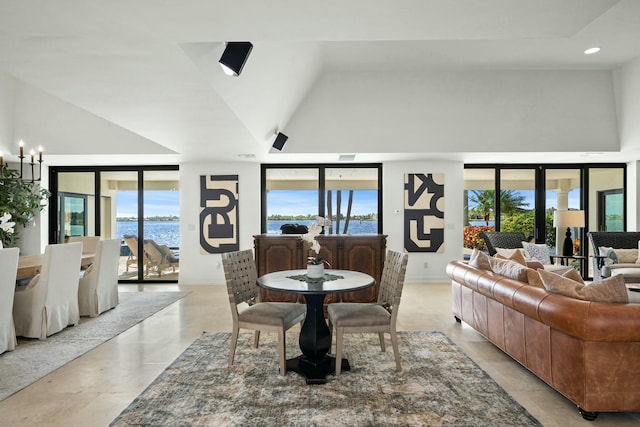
xmin=268 ymin=189 xmax=378 ymax=217
xmin=117 ymin=190 xmax=180 ymax=218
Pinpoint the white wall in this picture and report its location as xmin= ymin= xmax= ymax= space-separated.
xmin=286 ymin=70 xmax=619 ymax=155
xmin=178 ymin=161 xmax=261 ymax=285
xmin=383 ymin=160 xmax=463 ymax=283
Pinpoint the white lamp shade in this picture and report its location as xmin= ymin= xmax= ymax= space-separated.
xmin=553 ymin=210 xmax=585 ymax=228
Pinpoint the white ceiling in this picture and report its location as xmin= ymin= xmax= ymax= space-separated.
xmin=1 ymin=0 xmax=639 ymax=166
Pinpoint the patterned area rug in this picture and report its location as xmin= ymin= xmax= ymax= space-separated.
xmin=0 ymin=291 xmax=189 ymax=401
xmin=110 ymin=331 xmax=541 ymax=426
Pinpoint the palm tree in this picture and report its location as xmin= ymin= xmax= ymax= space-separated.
xmin=468 ymin=190 xmax=529 ymax=225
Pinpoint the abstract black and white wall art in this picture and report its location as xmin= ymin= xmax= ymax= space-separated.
xmin=404 ymin=173 xmax=445 ymax=253
xmin=200 ymin=175 xmax=239 ymax=254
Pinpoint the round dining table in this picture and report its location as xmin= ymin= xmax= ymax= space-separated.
xmin=257 ymin=269 xmax=375 ymax=384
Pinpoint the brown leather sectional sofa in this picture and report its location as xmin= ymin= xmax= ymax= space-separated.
xmin=446 ymin=260 xmax=640 ymax=420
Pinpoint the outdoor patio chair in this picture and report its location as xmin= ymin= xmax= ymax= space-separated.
xmin=328 ymin=249 xmax=408 ymax=376
xmin=143 ymin=239 xmax=179 ymax=277
xmin=78 ymin=239 xmax=120 ymax=317
xmin=0 ymin=248 xmax=19 ymax=354
xmin=13 ymin=242 xmax=82 ymax=340
xmin=222 ymin=249 xmax=306 ymax=376
xmin=479 ymin=231 xmax=528 ymax=256
xmin=123 ymin=234 xmax=141 ymax=273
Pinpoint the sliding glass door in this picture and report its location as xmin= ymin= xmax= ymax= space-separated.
xmin=49 ymin=165 xmax=179 ymax=283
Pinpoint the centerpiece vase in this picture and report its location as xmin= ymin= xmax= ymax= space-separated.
xmin=307 ymin=263 xmax=324 ymax=278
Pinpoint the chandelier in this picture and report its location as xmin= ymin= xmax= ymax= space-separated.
xmin=0 ymin=140 xmax=44 ymax=182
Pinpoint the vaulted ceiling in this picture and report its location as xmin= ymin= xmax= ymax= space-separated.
xmin=1 ymin=0 xmax=640 ymax=165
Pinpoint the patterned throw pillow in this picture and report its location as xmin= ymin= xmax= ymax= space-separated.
xmin=599 ymin=246 xmax=618 ymax=266
xmin=612 ymin=248 xmax=638 ymax=264
xmin=538 ymin=269 xmax=628 ymax=303
xmin=522 ymin=242 xmax=551 ymax=265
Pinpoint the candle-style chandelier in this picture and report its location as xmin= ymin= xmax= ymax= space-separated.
xmin=0 ymin=140 xmax=44 ymax=183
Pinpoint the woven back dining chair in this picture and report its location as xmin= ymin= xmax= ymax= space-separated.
xmin=221 ymin=249 xmax=306 ymax=375
xmin=327 ymin=249 xmax=408 ymax=376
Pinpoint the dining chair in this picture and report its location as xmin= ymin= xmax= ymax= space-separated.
xmin=221 ymin=249 xmax=306 ymax=375
xmin=0 ymin=248 xmax=20 ymax=354
xmin=67 ymin=235 xmax=100 ymax=255
xmin=13 ymin=242 xmax=83 ymax=340
xmin=328 ymin=249 xmax=408 ymax=376
xmin=78 ymin=239 xmax=121 ymax=317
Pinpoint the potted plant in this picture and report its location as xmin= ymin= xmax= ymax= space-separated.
xmin=0 ymin=165 xmax=50 ymax=247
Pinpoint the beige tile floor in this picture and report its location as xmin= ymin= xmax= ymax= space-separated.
xmin=0 ymin=283 xmax=638 ymax=427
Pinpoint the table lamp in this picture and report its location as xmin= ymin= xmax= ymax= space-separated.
xmin=553 ymin=210 xmax=585 ymax=256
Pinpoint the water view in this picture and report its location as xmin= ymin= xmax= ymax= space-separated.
xmin=267 ymin=219 xmax=378 ymax=234
xmin=117 ymin=221 xmax=180 ymax=248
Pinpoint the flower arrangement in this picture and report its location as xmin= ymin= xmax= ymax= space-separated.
xmin=0 ymin=213 xmax=15 ymax=247
xmin=301 ymin=222 xmax=324 ymax=265
xmin=301 ymin=216 xmax=334 ymax=266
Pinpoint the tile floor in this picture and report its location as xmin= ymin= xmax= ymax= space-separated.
xmin=0 ymin=283 xmax=638 ymax=427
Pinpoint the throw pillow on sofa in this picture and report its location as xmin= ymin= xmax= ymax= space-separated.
xmin=527 ymin=267 xmax=581 ymax=289
xmin=488 ymin=257 xmax=529 ymax=282
xmin=495 ymin=249 xmax=527 ymax=266
xmin=469 ymin=248 xmax=491 ymax=270
xmin=538 ymin=269 xmax=629 ymax=303
xmin=522 ymin=242 xmax=551 ymax=265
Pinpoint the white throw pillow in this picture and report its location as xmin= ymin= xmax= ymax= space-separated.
xmin=614 ymin=248 xmax=638 ymax=264
xmin=522 ymin=242 xmax=551 ymax=265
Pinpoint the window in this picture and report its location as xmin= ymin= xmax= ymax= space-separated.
xmin=261 ymin=164 xmax=382 ymax=234
xmin=464 ymin=163 xmax=625 ymax=279
xmin=49 ymin=165 xmax=179 ymax=283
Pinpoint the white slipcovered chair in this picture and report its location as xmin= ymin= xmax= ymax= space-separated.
xmin=0 ymin=248 xmax=20 ymax=354
xmin=78 ymin=239 xmax=120 ymax=317
xmin=67 ymin=235 xmax=100 ymax=255
xmin=13 ymin=242 xmax=82 ymax=340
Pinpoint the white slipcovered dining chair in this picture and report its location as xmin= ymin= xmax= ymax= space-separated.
xmin=328 ymin=249 xmax=408 ymax=376
xmin=13 ymin=242 xmax=83 ymax=340
xmin=67 ymin=235 xmax=100 ymax=255
xmin=0 ymin=248 xmax=20 ymax=354
xmin=221 ymin=249 xmax=306 ymax=376
xmin=78 ymin=239 xmax=120 ymax=317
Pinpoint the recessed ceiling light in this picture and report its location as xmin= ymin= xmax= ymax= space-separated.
xmin=584 ymin=47 xmax=600 ymax=55
xmin=338 ymin=154 xmax=356 ymax=161
xmin=237 ymin=154 xmax=256 ymax=159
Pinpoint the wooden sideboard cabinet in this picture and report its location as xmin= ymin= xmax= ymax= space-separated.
xmin=253 ymin=234 xmax=387 ymax=305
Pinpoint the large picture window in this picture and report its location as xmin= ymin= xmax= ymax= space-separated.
xmin=464 ymin=163 xmax=625 ymax=279
xmin=261 ymin=164 xmax=382 ymax=234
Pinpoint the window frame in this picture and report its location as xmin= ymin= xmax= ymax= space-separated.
xmin=260 ymin=163 xmax=383 ymax=234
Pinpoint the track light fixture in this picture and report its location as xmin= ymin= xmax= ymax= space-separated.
xmin=272 ymin=132 xmax=288 ymax=151
xmin=219 ymin=42 xmax=253 ymax=76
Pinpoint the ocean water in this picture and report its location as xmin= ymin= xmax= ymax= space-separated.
xmin=267 ymin=219 xmax=378 ymax=234
xmin=117 ymin=221 xmax=180 ymax=248
xmin=115 ymin=219 xmax=379 ymax=248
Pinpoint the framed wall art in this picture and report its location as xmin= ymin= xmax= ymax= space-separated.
xmin=200 ymin=175 xmax=239 ymax=254
xmin=404 ymin=173 xmax=445 ymax=253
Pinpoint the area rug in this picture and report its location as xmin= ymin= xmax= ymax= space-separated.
xmin=110 ymin=331 xmax=541 ymax=427
xmin=0 ymin=291 xmax=189 ymax=401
